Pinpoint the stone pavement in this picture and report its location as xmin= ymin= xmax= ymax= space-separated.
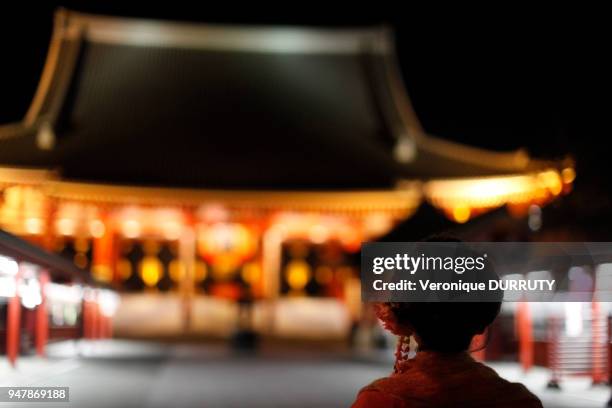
xmin=0 ymin=340 xmax=609 ymax=407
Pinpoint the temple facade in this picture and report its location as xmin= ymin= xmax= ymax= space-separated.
xmin=0 ymin=10 xmax=573 ymax=339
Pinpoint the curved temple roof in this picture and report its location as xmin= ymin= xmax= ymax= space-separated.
xmin=0 ymin=9 xmax=570 ymax=218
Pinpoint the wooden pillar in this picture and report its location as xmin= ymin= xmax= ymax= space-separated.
xmin=517 ymin=301 xmax=533 ymax=371
xmin=82 ymin=290 xmax=95 ymax=339
xmin=6 ymin=267 xmax=21 ymax=367
xmin=95 ymin=303 xmax=104 ymax=339
xmin=92 ymin=214 xmax=115 ymax=283
xmin=35 ymin=270 xmax=50 ymax=357
xmin=91 ymin=293 xmax=100 ymax=340
xmin=108 ymin=315 xmax=114 ymax=338
xmin=179 ymin=224 xmax=196 ymax=333
xmin=262 ymin=226 xmax=282 ymax=299
xmin=262 ymin=226 xmax=283 ymax=335
xmin=608 ymin=316 xmax=612 ymax=390
xmin=591 ymin=300 xmax=607 ymax=384
xmin=99 ymin=314 xmax=113 ymax=339
xmin=82 ymin=298 xmax=89 ymax=339
xmin=97 ymin=314 xmax=106 ymax=339
xmin=41 ymin=198 xmax=57 ymax=252
xmin=547 ymin=316 xmax=562 ymax=387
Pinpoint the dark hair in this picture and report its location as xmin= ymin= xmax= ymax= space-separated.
xmin=389 ymin=301 xmax=501 ymax=352
xmin=388 ymin=234 xmax=502 ymax=352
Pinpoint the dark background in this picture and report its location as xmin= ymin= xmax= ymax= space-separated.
xmin=0 ymin=3 xmax=606 ymax=234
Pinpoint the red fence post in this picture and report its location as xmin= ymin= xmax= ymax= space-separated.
xmin=92 ymin=294 xmax=100 ymax=340
xmin=517 ymin=301 xmax=533 ymax=371
xmin=609 ymin=316 xmax=612 ymax=387
xmin=6 ymin=268 xmax=21 ymax=367
xmin=82 ymin=292 xmax=92 ymax=339
xmin=608 ymin=316 xmax=612 ymax=408
xmin=547 ymin=316 xmax=562 ymax=389
xmin=591 ymin=301 xmax=608 ymax=384
xmin=35 ymin=270 xmax=50 ymax=357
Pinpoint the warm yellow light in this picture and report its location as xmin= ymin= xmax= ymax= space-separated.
xmin=241 ymin=262 xmax=261 ymax=285
xmin=561 ymin=167 xmax=576 ymax=184
xmin=426 ymin=175 xmax=534 ymax=209
xmin=540 ymin=170 xmax=562 ymax=195
xmin=199 ymin=223 xmax=255 ymax=260
xmin=286 ymin=260 xmax=311 ymax=290
xmin=169 ymin=260 xmax=185 ymax=282
xmin=550 ymin=180 xmax=562 ymax=195
xmin=194 ymin=261 xmax=208 ymax=282
xmin=140 ymin=256 xmax=162 ymax=287
xmin=198 ymin=204 xmax=229 ymax=223
xmin=363 ymin=213 xmax=393 ymax=236
xmin=57 ymin=218 xmax=76 ymax=236
xmin=123 ymin=219 xmax=141 ymax=239
xmin=309 ymin=224 xmax=328 ymax=244
xmin=90 ymin=219 xmax=106 ymax=238
xmin=211 ymin=254 xmax=239 ymax=280
xmin=452 ymin=206 xmax=471 ymax=223
xmin=424 ymin=168 xmax=572 ymax=222
xmin=163 ymin=221 xmax=182 ymax=241
xmin=25 ymin=217 xmax=43 ymax=235
xmin=92 ymin=264 xmax=112 ymax=282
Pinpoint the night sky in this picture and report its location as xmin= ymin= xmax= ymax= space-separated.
xmin=0 ymin=4 xmax=605 ymax=231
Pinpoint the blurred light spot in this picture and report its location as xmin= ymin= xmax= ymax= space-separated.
xmin=25 ymin=217 xmax=43 ymax=235
xmin=452 ymin=206 xmax=470 ymax=223
xmin=528 ymin=204 xmax=542 ymax=231
xmin=90 ymin=219 xmax=106 ymax=238
xmin=286 ymin=260 xmax=311 ymax=291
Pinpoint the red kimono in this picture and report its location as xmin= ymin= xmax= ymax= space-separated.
xmin=352 ymin=351 xmax=542 ymax=408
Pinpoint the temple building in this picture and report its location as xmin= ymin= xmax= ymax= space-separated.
xmin=0 ymin=10 xmax=573 ymax=339
xmin=1 ymin=228 xmax=117 ymax=365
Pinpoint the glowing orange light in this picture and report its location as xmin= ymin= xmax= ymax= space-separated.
xmin=198 ymin=223 xmax=256 ymax=262
xmin=123 ymin=219 xmax=141 ymax=239
xmin=25 ymin=217 xmax=43 ymax=235
xmin=212 ymin=255 xmax=240 ymax=280
xmin=425 ymin=168 xmax=572 ymax=223
xmin=309 ymin=224 xmax=328 ymax=244
xmin=140 ymin=256 xmax=162 ymax=287
xmin=241 ymin=262 xmax=261 ymax=285
xmin=286 ymin=260 xmax=311 ymax=290
xmin=162 ymin=221 xmax=182 ymax=241
xmin=117 ymin=259 xmax=132 ymax=281
xmin=363 ymin=213 xmax=392 ymax=236
xmin=169 ymin=260 xmax=185 ymax=282
xmin=90 ymin=219 xmax=106 ymax=238
xmin=57 ymin=218 xmax=76 ymax=236
xmin=561 ymin=167 xmax=576 ymax=184
xmin=194 ymin=261 xmax=208 ymax=282
xmin=452 ymin=206 xmax=471 ymax=223
xmin=92 ymin=264 xmax=112 ymax=282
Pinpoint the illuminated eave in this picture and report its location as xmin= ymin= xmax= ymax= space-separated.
xmin=0 ymin=164 xmax=577 ymax=225
xmin=422 ymin=167 xmax=574 ymax=223
xmin=42 ymin=180 xmax=422 ymax=218
xmin=0 ymin=167 xmax=57 ymax=187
